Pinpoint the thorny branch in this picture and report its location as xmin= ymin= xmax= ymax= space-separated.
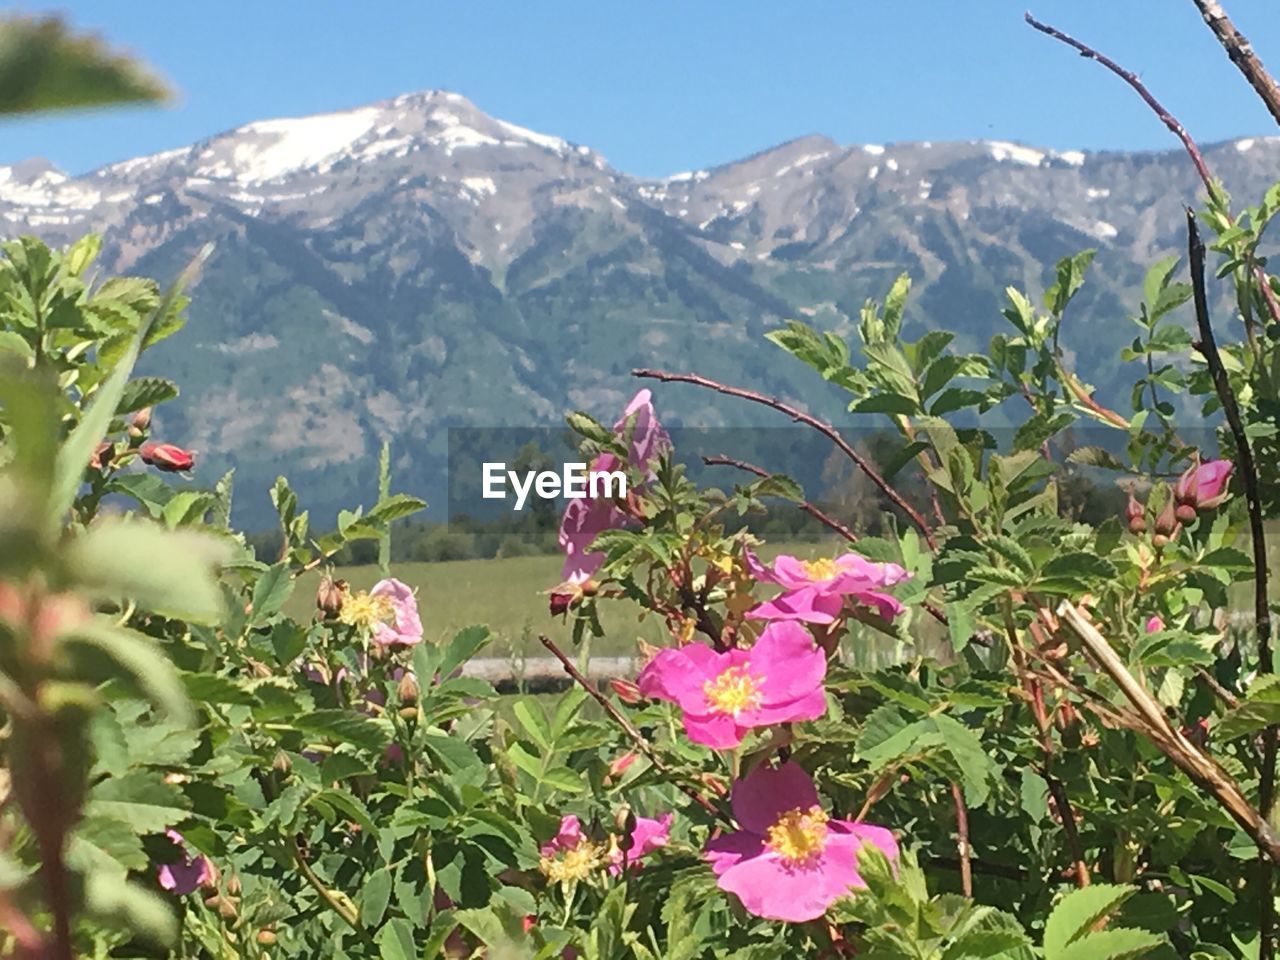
xmin=633 ymin=368 xmax=937 ymax=550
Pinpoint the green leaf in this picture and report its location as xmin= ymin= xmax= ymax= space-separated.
xmin=512 ymin=699 xmax=553 ymax=752
xmin=116 ymin=376 xmax=178 ymax=415
xmin=85 ymin=771 xmax=189 ymax=833
xmin=250 ymin=562 xmax=294 ymax=623
xmin=375 ymin=917 xmax=416 ymax=960
xmin=1055 ymin=928 xmax=1165 ymax=960
xmin=66 ymin=619 xmax=191 ymax=723
xmin=0 ymin=14 xmax=170 ymax=116
xmin=361 ymin=866 xmax=393 ymax=928
xmin=1044 ymin=883 xmax=1137 ymax=958
xmin=294 ymin=710 xmax=389 ymax=755
xmin=84 ymin=874 xmax=177 ymax=948
xmin=1218 ymin=674 xmax=1280 ymax=740
xmin=67 ymin=519 xmax=228 ymax=624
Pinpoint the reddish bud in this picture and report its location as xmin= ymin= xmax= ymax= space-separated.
xmin=256 ymin=930 xmax=277 ymax=946
xmin=549 ymin=589 xmax=574 ymax=616
xmin=522 ymin=915 xmax=536 ymax=934
xmin=140 ymin=442 xmax=195 ymax=473
xmin=1124 ymin=490 xmax=1146 ymax=534
xmin=1175 ymin=503 xmax=1198 ymax=524
xmin=608 ymin=678 xmax=643 ymax=705
xmin=607 ymin=752 xmax=640 ymax=780
xmin=1153 ymin=497 xmax=1179 ymax=539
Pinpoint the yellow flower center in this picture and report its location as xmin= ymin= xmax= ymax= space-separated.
xmin=539 ymin=841 xmax=602 ymax=883
xmin=765 ymin=805 xmax=830 ymax=866
xmin=802 ymin=558 xmax=840 ymax=581
xmin=703 ymin=665 xmax=764 ymax=716
xmin=337 ymin=592 xmax=394 ymax=631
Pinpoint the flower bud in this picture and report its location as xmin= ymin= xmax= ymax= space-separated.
xmin=316 ymin=576 xmax=348 ymax=618
xmin=397 ymin=671 xmax=419 ymax=705
xmin=609 ymin=751 xmax=639 ymax=778
xmin=1176 ymin=457 xmax=1234 ymax=511
xmin=1175 ymin=502 xmax=1198 ymax=524
xmin=608 ymin=678 xmax=643 ymax=705
xmin=139 ymin=442 xmax=196 ymax=473
xmin=615 ymin=808 xmax=637 ymax=851
xmin=200 ymin=860 xmax=222 ymax=891
xmin=256 ymin=930 xmax=277 ymax=946
xmin=1153 ymin=497 xmax=1179 ymax=546
xmin=1124 ymin=490 xmax=1146 ymax=534
xmin=1145 ymin=616 xmax=1165 ymax=634
xmin=272 ymin=751 xmax=292 ymax=774
xmin=128 ymin=407 xmax=153 ymax=438
xmin=90 ymin=440 xmax=115 ymax=471
xmin=549 ymin=589 xmax=574 ymax=617
xmin=226 ymin=874 xmax=242 ymax=896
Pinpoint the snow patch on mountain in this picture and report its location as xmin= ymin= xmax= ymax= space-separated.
xmin=212 ymin=108 xmax=381 ymax=183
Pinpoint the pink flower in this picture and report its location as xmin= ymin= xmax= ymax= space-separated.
xmin=156 ymin=830 xmax=212 ymax=895
xmin=1145 ymin=616 xmax=1165 ymax=634
xmin=540 ymin=815 xmax=587 ymax=858
xmin=616 ymin=389 xmax=671 ymax=476
xmin=1175 ymin=458 xmax=1233 ymax=512
xmin=637 ymin=621 xmax=827 ymax=749
xmin=558 ymin=391 xmax=671 ymax=584
xmin=609 ymin=813 xmax=673 ymax=875
xmin=341 ymin=578 xmax=422 ymax=646
xmin=746 ymin=550 xmax=911 ymax=624
xmin=559 ymin=455 xmax=629 ymax=584
xmin=704 ymin=762 xmax=898 ymax=922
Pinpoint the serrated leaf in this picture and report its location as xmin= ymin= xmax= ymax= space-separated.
xmin=1044 ymin=883 xmax=1137 ymax=957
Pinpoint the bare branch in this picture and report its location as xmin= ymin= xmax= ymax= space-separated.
xmin=1190 ymin=0 xmax=1280 ymax=126
xmin=633 ymin=367 xmax=937 ymax=550
xmin=1025 ymin=13 xmax=1212 ymax=188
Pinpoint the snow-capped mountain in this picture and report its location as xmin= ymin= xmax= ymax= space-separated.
xmin=2 ymin=91 xmax=1275 ymax=524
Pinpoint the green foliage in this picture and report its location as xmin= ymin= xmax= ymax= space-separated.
xmin=0 ymin=14 xmax=169 ymax=116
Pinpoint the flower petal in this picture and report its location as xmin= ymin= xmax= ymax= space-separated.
xmin=746 ymin=586 xmax=844 ymax=624
xmin=683 ymin=711 xmax=745 ymax=749
xmin=749 ymin=621 xmax=827 ymax=705
xmin=730 ymin=761 xmax=820 ymax=834
xmin=704 ymin=829 xmax=764 ymax=876
xmin=716 ymin=850 xmax=853 ymax=922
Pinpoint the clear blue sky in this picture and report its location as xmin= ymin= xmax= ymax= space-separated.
xmin=5 ymin=0 xmax=1280 ymax=177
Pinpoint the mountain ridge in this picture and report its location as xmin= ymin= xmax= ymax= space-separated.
xmin=2 ymin=90 xmax=1276 ymax=525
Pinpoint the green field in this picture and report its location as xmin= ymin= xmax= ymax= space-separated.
xmin=287 ymin=541 xmax=839 ymax=659
xmin=288 ymin=526 xmax=1279 ymax=664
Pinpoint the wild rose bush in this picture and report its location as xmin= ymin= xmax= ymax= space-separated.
xmin=4 ymin=79 xmax=1280 ymax=960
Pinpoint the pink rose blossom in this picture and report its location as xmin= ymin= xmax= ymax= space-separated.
xmin=745 ymin=550 xmax=911 ymax=624
xmin=637 ymin=621 xmax=827 ymax=749
xmin=1175 ymin=458 xmax=1233 ymax=511
xmin=558 ymin=453 xmax=629 ymax=584
xmin=557 ymin=390 xmax=671 ymax=584
xmin=609 ymin=813 xmax=673 ymax=875
xmin=156 ymin=830 xmax=211 ymax=895
xmin=704 ymin=762 xmax=898 ymax=922
xmin=369 ymin=578 xmax=423 ymax=646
